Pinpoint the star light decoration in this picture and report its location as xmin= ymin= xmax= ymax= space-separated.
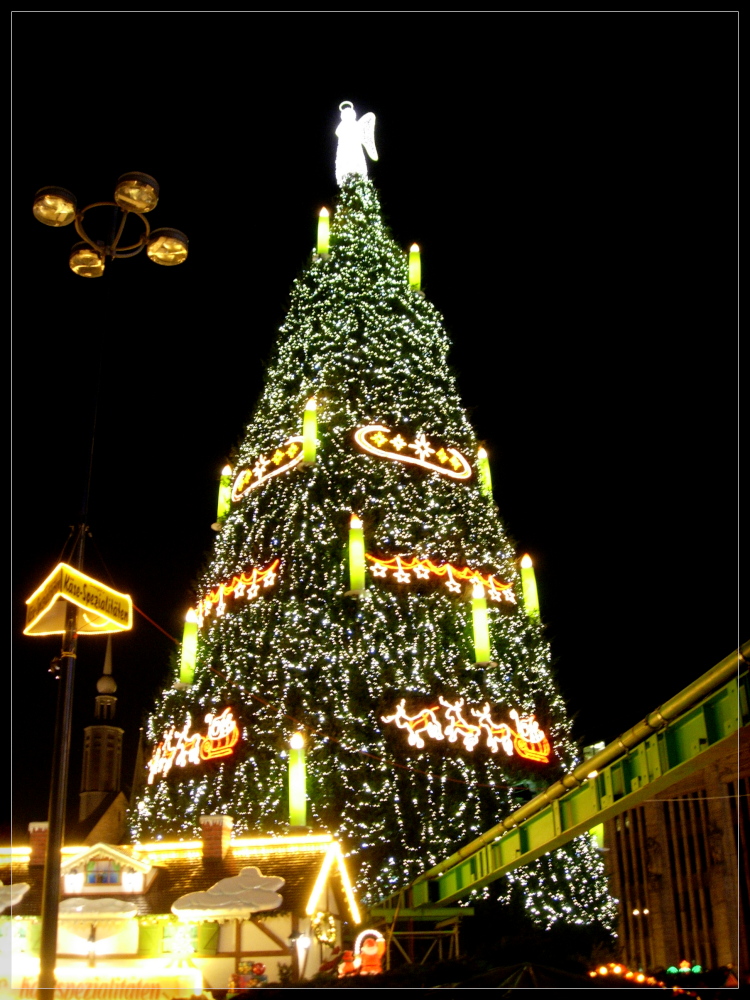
xmin=232 ymin=439 xmax=304 ymax=502
xmin=231 ymin=422 xmax=474 ymax=509
xmin=196 ymin=560 xmax=280 ymax=625
xmin=366 ymin=553 xmax=515 ymax=602
xmin=354 ymin=424 xmax=473 ymax=480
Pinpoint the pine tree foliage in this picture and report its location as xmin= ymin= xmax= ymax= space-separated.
xmin=131 ymin=176 xmax=615 ymax=927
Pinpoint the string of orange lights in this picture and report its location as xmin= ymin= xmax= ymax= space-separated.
xmin=366 ymin=553 xmax=514 ymax=600
xmin=196 ymin=559 xmax=280 ymax=625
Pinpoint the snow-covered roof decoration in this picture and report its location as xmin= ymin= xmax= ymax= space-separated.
xmin=59 ymin=897 xmax=138 ymax=921
xmin=0 ymin=881 xmax=30 ymax=912
xmin=171 ymin=866 xmax=284 ymax=922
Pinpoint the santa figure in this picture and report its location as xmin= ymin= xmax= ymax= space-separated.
xmin=358 ymin=933 xmax=386 ymax=975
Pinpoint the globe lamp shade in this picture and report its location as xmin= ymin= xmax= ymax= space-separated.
xmin=114 ymin=172 xmax=160 ymax=213
xmin=146 ymin=228 xmax=189 ymax=266
xmin=33 ymin=186 xmax=77 ymax=227
xmin=69 ymin=242 xmax=105 ymax=278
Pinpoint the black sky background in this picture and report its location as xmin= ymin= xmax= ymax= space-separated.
xmin=10 ymin=14 xmax=740 ymax=841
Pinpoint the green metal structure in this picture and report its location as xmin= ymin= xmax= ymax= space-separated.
xmin=370 ymin=642 xmax=748 ymax=920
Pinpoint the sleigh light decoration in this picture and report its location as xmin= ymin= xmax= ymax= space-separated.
xmin=147 ymin=708 xmax=240 ymax=784
xmin=382 ymin=697 xmax=551 ymax=762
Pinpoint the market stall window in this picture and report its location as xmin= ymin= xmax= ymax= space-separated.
xmin=86 ymin=858 xmax=121 ymax=885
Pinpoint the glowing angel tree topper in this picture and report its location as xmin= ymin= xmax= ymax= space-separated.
xmin=335 ymin=101 xmax=378 ymax=186
xmin=133 ymin=105 xmax=616 ymax=933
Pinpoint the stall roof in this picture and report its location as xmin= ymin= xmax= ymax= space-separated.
xmin=0 ymin=835 xmax=360 ymax=923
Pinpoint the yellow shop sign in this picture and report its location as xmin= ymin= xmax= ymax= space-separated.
xmin=24 ymin=563 xmax=132 ymax=636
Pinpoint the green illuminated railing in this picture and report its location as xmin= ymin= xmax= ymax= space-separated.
xmin=371 ymin=642 xmax=748 ymax=916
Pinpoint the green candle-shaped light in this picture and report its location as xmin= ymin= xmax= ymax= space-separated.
xmin=217 ymin=464 xmax=233 ymax=522
xmin=408 ymin=243 xmax=421 ymax=290
xmin=477 ymin=446 xmax=493 ymax=498
xmin=348 ymin=513 xmax=365 ymax=593
xmin=288 ymin=732 xmax=307 ymax=827
xmin=317 ymin=207 xmax=330 ymax=254
xmin=590 ymin=822 xmax=605 ymax=852
xmin=520 ymin=554 xmax=540 ymax=618
xmin=303 ymin=397 xmax=317 ymax=465
xmin=179 ymin=609 xmax=198 ymax=685
xmin=471 ymin=581 xmax=491 ymax=664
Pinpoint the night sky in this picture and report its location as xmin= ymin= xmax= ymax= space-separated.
xmin=10 ymin=15 xmax=739 ymax=841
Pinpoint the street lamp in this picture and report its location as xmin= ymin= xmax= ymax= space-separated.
xmin=24 ymin=542 xmax=133 ymax=999
xmin=32 ymin=172 xmax=188 ymax=277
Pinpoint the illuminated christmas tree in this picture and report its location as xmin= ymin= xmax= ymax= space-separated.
xmin=132 ymin=104 xmax=615 ymax=928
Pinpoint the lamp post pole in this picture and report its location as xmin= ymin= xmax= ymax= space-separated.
xmin=37 ymin=597 xmax=78 ymax=996
xmin=25 ymin=534 xmax=133 ymax=997
xmin=36 ymin=523 xmax=88 ymax=998
xmin=29 ymin=171 xmax=183 ymax=995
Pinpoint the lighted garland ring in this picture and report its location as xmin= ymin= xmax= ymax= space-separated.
xmin=354 ymin=424 xmax=472 ymax=480
xmin=311 ymin=912 xmax=337 ymax=945
xmin=198 ymin=559 xmax=280 ymax=625
xmin=366 ymin=553 xmax=515 ymax=601
xmin=382 ymin=697 xmax=550 ymax=762
xmin=232 ymin=437 xmax=305 ymax=502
